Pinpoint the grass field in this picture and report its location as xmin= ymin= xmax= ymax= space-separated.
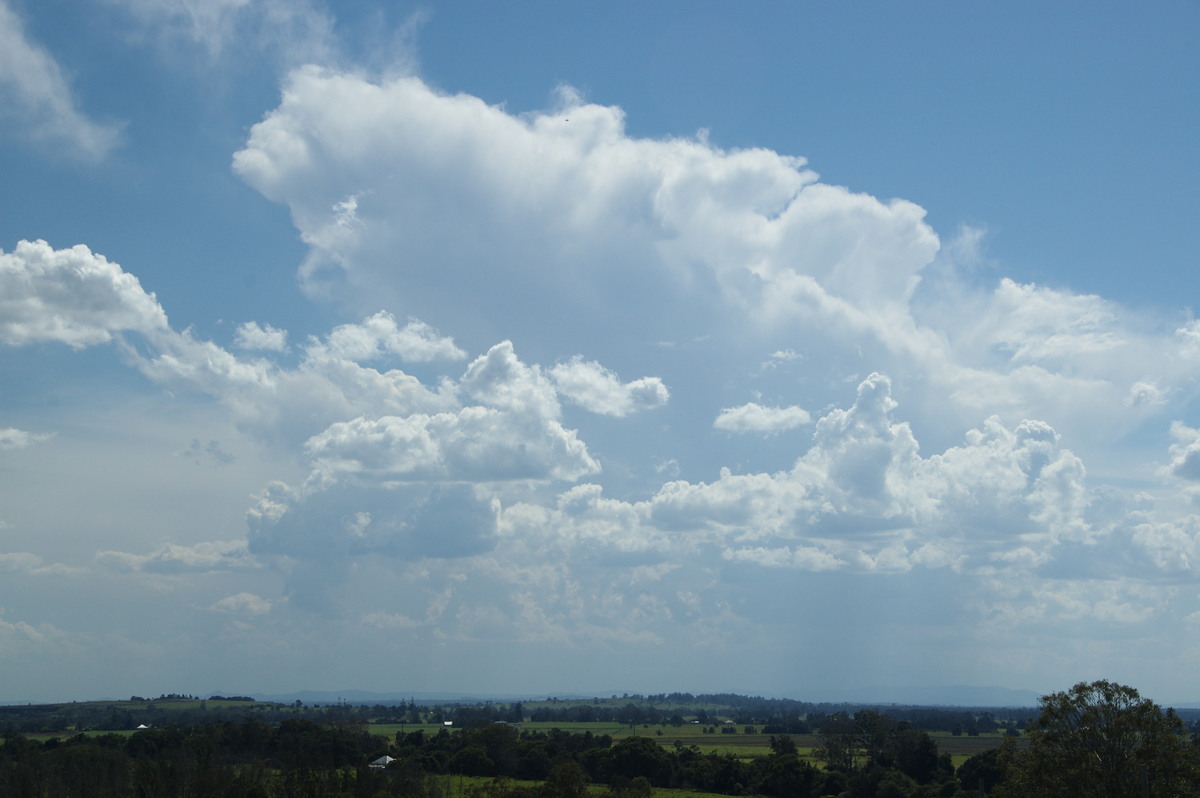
xmin=442 ymin=775 xmax=732 ymax=798
xmin=369 ymin=723 xmax=457 ymax=738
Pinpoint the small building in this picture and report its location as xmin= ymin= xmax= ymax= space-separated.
xmin=369 ymin=755 xmax=395 ymax=770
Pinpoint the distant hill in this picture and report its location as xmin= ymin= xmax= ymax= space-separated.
xmin=809 ymin=685 xmax=1040 ymax=707
xmin=241 ymin=685 xmax=1041 ymax=708
xmin=244 ymin=689 xmax=552 ymax=705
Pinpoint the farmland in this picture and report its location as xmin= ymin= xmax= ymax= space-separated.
xmin=0 ymin=690 xmax=1047 ymax=796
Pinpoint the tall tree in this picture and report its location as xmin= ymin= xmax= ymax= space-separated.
xmin=997 ymin=680 xmax=1200 ymax=797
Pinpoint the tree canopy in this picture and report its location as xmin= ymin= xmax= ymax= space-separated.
xmin=997 ymin=679 xmax=1200 ymax=797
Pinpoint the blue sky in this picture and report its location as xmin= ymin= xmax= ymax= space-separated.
xmin=2 ymin=0 xmax=1200 ymax=704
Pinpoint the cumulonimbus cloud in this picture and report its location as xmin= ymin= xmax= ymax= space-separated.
xmin=232 ymin=67 xmax=939 ymax=360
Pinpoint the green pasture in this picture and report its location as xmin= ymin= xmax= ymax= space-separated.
xmin=369 ymin=722 xmax=454 ymax=738
xmin=927 ymin=731 xmax=1010 ymax=756
xmin=519 ymin=720 xmax=630 ymax=736
xmin=23 ymin=730 xmax=137 ymax=742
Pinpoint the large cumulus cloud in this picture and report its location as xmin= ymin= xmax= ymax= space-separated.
xmin=9 ymin=63 xmax=1200 ymax=696
xmin=232 ymin=69 xmax=938 ymax=363
xmin=230 ymin=67 xmax=1200 ymax=480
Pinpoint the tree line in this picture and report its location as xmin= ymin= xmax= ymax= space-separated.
xmin=3 ymin=681 xmax=1198 ymax=797
xmin=0 ymin=716 xmax=948 ymax=797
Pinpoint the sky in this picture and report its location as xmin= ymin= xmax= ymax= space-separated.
xmin=2 ymin=0 xmax=1200 ymax=705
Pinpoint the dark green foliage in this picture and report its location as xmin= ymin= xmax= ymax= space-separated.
xmin=815 ymin=709 xmax=950 ymax=789
xmin=996 ymin=680 xmax=1200 ymax=798
xmin=755 ymin=751 xmax=819 ymax=798
xmin=541 ymin=760 xmax=588 ymax=798
xmin=604 ymin=736 xmax=674 ymax=786
xmin=955 ymin=746 xmax=1002 ymax=795
xmin=15 ymin=688 xmax=1146 ymax=797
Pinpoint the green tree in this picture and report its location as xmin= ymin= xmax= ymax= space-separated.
xmin=890 ymin=726 xmax=944 ymax=784
xmin=541 ymin=760 xmax=588 ymax=798
xmin=754 ymin=751 xmax=819 ymax=798
xmin=815 ymin=713 xmax=860 ymax=772
xmin=956 ymin=747 xmax=1002 ymax=796
xmin=768 ymin=734 xmax=798 ymax=756
xmin=450 ymin=745 xmax=494 ymax=777
xmin=617 ymin=704 xmax=643 ymax=730
xmin=997 ymin=680 xmax=1200 ymax=797
xmin=606 ymin=736 xmax=673 ymax=786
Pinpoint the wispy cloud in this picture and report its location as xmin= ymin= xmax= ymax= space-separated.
xmin=0 ymin=428 xmax=54 ymax=450
xmin=0 ymin=1 xmax=121 ymax=160
xmin=109 ymin=0 xmax=336 ymax=66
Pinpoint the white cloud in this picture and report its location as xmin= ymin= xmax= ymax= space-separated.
xmin=232 ymin=68 xmax=939 ymax=358
xmin=985 ymin=279 xmax=1123 ymax=365
xmin=549 ymin=356 xmax=669 ymax=416
xmin=312 ymin=311 xmax=464 ymax=363
xmin=211 ymin=592 xmax=272 ymax=615
xmin=0 ymin=609 xmax=67 ymax=651
xmin=8 ymin=54 xmax=1200 ymax=698
xmin=0 ymin=428 xmax=54 ymax=450
xmin=299 ymin=341 xmax=598 ymax=486
xmin=1126 ymin=380 xmax=1166 ymax=409
xmin=227 ymin=65 xmax=1200 ymax=483
xmin=1167 ymin=422 xmax=1200 ymax=482
xmin=0 ymin=240 xmax=168 ymax=348
xmin=713 ymin=402 xmax=810 ymax=433
xmin=303 ymin=407 xmax=598 ymax=485
xmin=0 ymin=552 xmax=75 ymax=575
xmin=110 ymin=0 xmax=335 ymax=65
xmin=460 ymin=341 xmax=561 ymax=418
xmin=361 ymin=611 xmax=420 ymax=629
xmin=644 ymin=374 xmax=1097 ymax=576
xmin=0 ymin=1 xmax=121 ymax=159
xmin=234 ymin=321 xmax=288 ymax=352
xmin=121 ymin=310 xmax=460 ymax=446
xmin=95 ymin=540 xmax=258 ymax=573
xmin=1176 ymin=320 xmax=1200 ymax=360
xmin=721 ymin=545 xmax=843 ymax=571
